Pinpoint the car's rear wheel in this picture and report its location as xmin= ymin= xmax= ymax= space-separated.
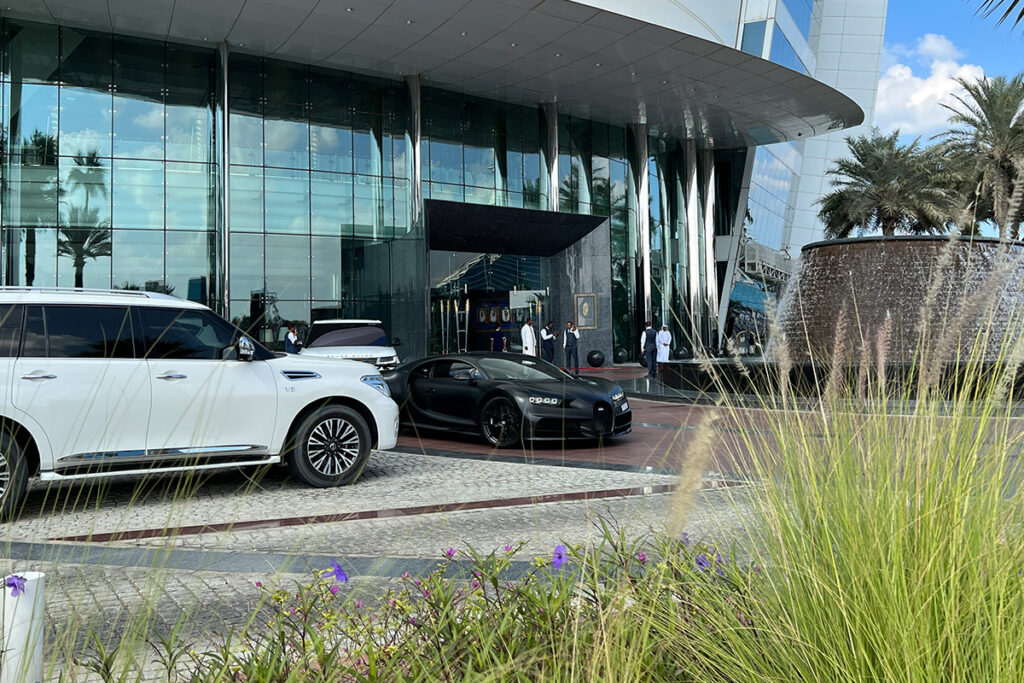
xmin=288 ymin=406 xmax=371 ymax=487
xmin=0 ymin=430 xmax=29 ymax=520
xmin=480 ymin=396 xmax=523 ymax=448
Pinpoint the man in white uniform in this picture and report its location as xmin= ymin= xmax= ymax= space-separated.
xmin=520 ymin=317 xmax=537 ymax=356
xmin=657 ymin=324 xmax=673 ymax=366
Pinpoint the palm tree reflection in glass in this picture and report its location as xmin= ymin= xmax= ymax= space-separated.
xmin=58 ymin=150 xmax=111 ymax=288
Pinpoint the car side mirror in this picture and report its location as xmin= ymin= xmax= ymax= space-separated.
xmin=452 ymin=369 xmax=472 ymax=381
xmin=237 ymin=336 xmax=255 ymax=362
xmin=392 ymin=337 xmax=402 ymax=347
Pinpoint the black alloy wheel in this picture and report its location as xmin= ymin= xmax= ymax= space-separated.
xmin=288 ymin=405 xmax=372 ymax=487
xmin=0 ymin=430 xmax=29 ymax=520
xmin=480 ymin=396 xmax=523 ymax=448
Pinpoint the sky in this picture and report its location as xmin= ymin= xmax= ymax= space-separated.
xmin=874 ymin=0 xmax=1024 ymax=142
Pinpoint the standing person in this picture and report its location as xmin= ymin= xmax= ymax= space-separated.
xmin=640 ymin=321 xmax=657 ymax=377
xmin=284 ymin=323 xmax=301 ymax=354
xmin=520 ymin=317 xmax=537 ymax=356
xmin=657 ymin=323 xmax=673 ymax=373
xmin=563 ymin=320 xmax=580 ymax=375
xmin=540 ymin=321 xmax=557 ymax=363
xmin=490 ymin=324 xmax=507 ymax=352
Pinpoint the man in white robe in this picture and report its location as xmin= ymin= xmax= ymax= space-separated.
xmin=657 ymin=325 xmax=672 ymax=365
xmin=520 ymin=318 xmax=537 ymax=356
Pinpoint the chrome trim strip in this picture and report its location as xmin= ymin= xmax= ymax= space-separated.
xmin=55 ymin=445 xmax=268 ymax=469
xmin=281 ymin=369 xmax=322 ymax=380
xmin=41 ymin=456 xmax=281 ymax=481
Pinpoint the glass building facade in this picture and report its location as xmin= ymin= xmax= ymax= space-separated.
xmin=0 ymin=18 xmax=749 ymax=362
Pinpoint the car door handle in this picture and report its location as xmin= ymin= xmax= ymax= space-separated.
xmin=426 ymin=387 xmax=437 ymax=393
xmin=20 ymin=373 xmax=57 ymax=380
xmin=156 ymin=373 xmax=188 ymax=380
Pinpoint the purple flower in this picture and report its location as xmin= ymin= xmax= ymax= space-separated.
xmin=254 ymin=581 xmax=263 ymax=589
xmin=5 ymin=576 xmax=25 ymax=597
xmin=752 ymin=565 xmax=762 ymax=574
xmin=355 ymin=600 xmax=363 ymax=608
xmin=551 ymin=544 xmax=569 ymax=570
xmin=444 ymin=547 xmax=456 ymax=559
xmin=636 ymin=552 xmax=647 ymax=565
xmin=401 ymin=572 xmax=410 ymax=579
xmin=471 ymin=579 xmax=480 ymax=588
xmin=680 ymin=533 xmax=691 ymax=547
xmin=695 ymin=553 xmax=711 ymax=572
xmin=326 ymin=560 xmax=348 ymax=583
xmin=329 ymin=585 xmax=339 ymax=595
xmin=504 ymin=544 xmax=514 ymax=553
xmin=423 ymin=589 xmax=430 ymax=598
xmin=409 ymin=616 xmax=417 ymax=625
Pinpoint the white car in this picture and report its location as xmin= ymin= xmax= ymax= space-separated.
xmin=0 ymin=288 xmax=399 ymax=518
xmin=299 ymin=319 xmax=400 ymax=371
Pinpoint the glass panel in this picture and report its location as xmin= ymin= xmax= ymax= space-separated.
xmin=112 ymin=229 xmax=164 ymax=291
xmin=768 ymin=28 xmax=807 ymax=74
xmin=166 ymin=162 xmax=215 ymax=230
xmin=310 ymin=69 xmax=354 ymax=174
xmin=112 ymin=158 xmax=163 ymax=229
xmin=0 ymin=306 xmax=24 ymax=357
xmin=352 ymin=110 xmax=378 ymax=176
xmin=353 ymin=174 xmax=380 ymax=238
xmin=165 ymin=231 xmax=213 ymax=305
xmin=60 ymin=154 xmax=111 ymax=227
xmin=740 ymin=21 xmax=767 ymax=57
xmin=57 ymin=224 xmax=111 ymax=288
xmin=8 ymin=84 xmax=59 ymax=155
xmin=264 ymin=233 xmax=310 ymax=301
xmin=311 ymin=236 xmax=342 ymax=300
xmin=4 ymin=20 xmax=59 ymax=84
xmin=59 ymin=87 xmax=112 ymax=158
xmin=4 ymin=227 xmax=57 ymax=287
xmin=229 ymin=165 xmax=264 ymax=232
xmin=43 ymin=305 xmax=133 ymax=358
xmin=264 ymin=60 xmax=308 ymax=169
xmin=113 ymin=36 xmax=164 ymax=159
xmin=264 ymin=167 xmax=309 ymax=234
xmin=228 ymin=232 xmax=264 ymax=303
xmin=311 ymin=171 xmax=353 ymax=236
xmin=165 ymin=44 xmax=214 ymax=162
xmin=229 ymin=56 xmax=263 ymax=165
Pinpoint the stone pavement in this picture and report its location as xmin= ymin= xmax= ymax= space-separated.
xmin=0 ymin=398 xmax=759 ymax=680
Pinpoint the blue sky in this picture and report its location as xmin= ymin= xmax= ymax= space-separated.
xmin=875 ymin=0 xmax=1024 ymax=140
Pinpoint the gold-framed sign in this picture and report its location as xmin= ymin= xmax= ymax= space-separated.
xmin=574 ymin=293 xmax=597 ymax=330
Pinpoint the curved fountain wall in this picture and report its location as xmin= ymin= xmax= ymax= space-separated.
xmin=772 ymin=236 xmax=1024 ymax=365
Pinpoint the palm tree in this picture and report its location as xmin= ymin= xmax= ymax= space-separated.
xmin=817 ymin=128 xmax=957 ymax=238
xmin=975 ymin=0 xmax=1024 ymax=28
xmin=58 ymin=207 xmax=111 ymax=288
xmin=941 ymin=73 xmax=1024 ymax=239
xmin=66 ymin=149 xmax=109 ymax=215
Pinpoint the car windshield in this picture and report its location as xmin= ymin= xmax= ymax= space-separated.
xmin=307 ymin=325 xmax=388 ymax=348
xmin=476 ymin=356 xmax=571 ymax=381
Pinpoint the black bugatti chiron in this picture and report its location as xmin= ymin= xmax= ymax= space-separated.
xmin=382 ymin=352 xmax=632 ymax=447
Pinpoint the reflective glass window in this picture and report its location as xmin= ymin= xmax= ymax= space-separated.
xmin=59 ymin=87 xmax=112 ymax=158
xmin=265 ymin=233 xmax=311 ymax=301
xmin=310 ymin=69 xmax=354 ymax=174
xmin=229 ymin=56 xmax=263 ymax=166
xmin=113 ymin=37 xmax=164 ymax=159
xmin=165 ymin=231 xmax=213 ymax=304
xmin=59 ymin=154 xmax=111 ymax=228
xmin=229 ymin=165 xmax=264 ymax=232
xmin=0 ymin=306 xmax=24 ymax=357
xmin=5 ymin=227 xmax=57 ymax=287
xmin=741 ymin=21 xmax=767 ymax=57
xmin=166 ymin=162 xmax=215 ymax=231
xmin=264 ymin=61 xmax=308 ymax=169
xmin=4 ymin=20 xmax=59 ymax=84
xmin=264 ymin=168 xmax=309 ymax=234
xmin=353 ymin=174 xmax=381 ymax=238
xmin=228 ymin=232 xmax=264 ymax=300
xmin=769 ymin=28 xmax=807 ymax=74
xmin=8 ymin=84 xmax=59 ymax=155
xmin=112 ymin=229 xmax=164 ymax=291
xmin=113 ymin=159 xmax=163 ymax=229
xmin=311 ymin=236 xmax=342 ymax=300
xmin=165 ymin=45 xmax=214 ymax=162
xmin=139 ymin=307 xmax=238 ymax=360
xmin=57 ymin=224 xmax=112 ymax=289
xmin=352 ymin=110 xmax=379 ymax=176
xmin=311 ymin=171 xmax=353 ymax=237
xmin=39 ymin=305 xmax=134 ymax=358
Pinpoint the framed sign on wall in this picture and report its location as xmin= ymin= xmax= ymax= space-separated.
xmin=574 ymin=293 xmax=597 ymax=330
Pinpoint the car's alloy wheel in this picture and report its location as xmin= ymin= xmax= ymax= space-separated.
xmin=288 ymin=406 xmax=371 ymax=487
xmin=480 ymin=396 xmax=522 ymax=448
xmin=0 ymin=431 xmax=29 ymax=520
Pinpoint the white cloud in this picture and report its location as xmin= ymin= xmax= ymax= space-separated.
xmin=874 ymin=34 xmax=984 ymax=140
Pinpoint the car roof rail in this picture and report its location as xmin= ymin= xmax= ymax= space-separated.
xmin=0 ymin=286 xmax=173 ymax=299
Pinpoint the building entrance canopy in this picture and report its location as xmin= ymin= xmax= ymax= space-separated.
xmin=426 ymin=200 xmax=606 ymax=257
xmin=3 ymin=0 xmax=862 ymax=148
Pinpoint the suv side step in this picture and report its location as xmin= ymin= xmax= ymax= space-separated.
xmin=39 ymin=456 xmax=282 ymax=481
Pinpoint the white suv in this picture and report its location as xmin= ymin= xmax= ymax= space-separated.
xmin=0 ymin=288 xmax=400 ymax=518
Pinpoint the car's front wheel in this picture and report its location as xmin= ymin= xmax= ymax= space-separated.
xmin=288 ymin=406 xmax=371 ymax=487
xmin=0 ymin=430 xmax=29 ymax=520
xmin=480 ymin=396 xmax=524 ymax=448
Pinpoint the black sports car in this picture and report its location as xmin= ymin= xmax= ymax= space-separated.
xmin=382 ymin=352 xmax=632 ymax=447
